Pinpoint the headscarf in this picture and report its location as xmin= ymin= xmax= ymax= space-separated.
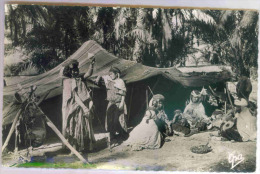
xmin=153 ymin=94 xmax=165 ymax=101
xmin=234 ymin=98 xmax=248 ymax=107
xmin=191 ymin=90 xmax=201 ymax=98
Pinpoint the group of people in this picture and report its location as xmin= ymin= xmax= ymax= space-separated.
xmin=61 ymin=58 xmax=128 ymax=153
xmin=60 ymin=58 xmax=257 ymax=153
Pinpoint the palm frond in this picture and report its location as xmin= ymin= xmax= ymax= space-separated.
xmin=218 ymin=10 xmax=234 ymax=29
xmin=239 ymin=11 xmax=258 ymax=29
xmin=192 ymin=10 xmax=216 ymax=24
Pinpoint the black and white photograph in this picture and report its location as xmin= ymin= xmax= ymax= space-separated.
xmin=1 ymin=0 xmax=259 ymax=173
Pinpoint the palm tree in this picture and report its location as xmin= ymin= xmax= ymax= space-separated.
xmin=212 ymin=10 xmax=258 ymax=76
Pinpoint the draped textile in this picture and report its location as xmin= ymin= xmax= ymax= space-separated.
xmin=124 ymin=109 xmax=162 ymax=151
xmin=62 ymin=78 xmax=95 ymax=151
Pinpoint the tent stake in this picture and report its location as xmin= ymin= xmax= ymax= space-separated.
xmin=2 ymin=109 xmax=22 ymax=152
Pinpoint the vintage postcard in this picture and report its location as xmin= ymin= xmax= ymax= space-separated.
xmin=1 ymin=0 xmax=259 ymax=173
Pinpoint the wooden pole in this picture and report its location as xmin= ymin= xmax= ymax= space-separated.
xmin=14 ymin=126 xmax=18 ymax=154
xmin=128 ymin=86 xmax=134 ymax=121
xmin=2 ymin=109 xmax=22 ymax=152
xmin=146 ymin=89 xmax=148 ymax=109
xmin=224 ymin=88 xmax=227 ymax=114
xmin=226 ymin=83 xmax=236 ymax=115
xmin=34 ymin=90 xmax=88 ymax=163
xmin=44 ymin=115 xmax=88 ymax=164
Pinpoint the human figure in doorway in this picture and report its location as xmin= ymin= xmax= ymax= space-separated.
xmin=95 ymin=67 xmax=128 ymax=148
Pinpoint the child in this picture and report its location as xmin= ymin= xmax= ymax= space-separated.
xmin=171 ymin=110 xmax=191 ymax=136
xmin=95 ymin=67 xmax=128 ymax=147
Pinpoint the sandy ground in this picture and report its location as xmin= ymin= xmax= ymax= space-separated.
xmin=80 ymin=131 xmax=256 ymax=172
xmin=2 ymin=130 xmax=255 ymax=172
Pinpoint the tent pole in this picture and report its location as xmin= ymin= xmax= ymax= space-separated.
xmin=128 ymin=86 xmax=134 ymax=121
xmin=44 ymin=115 xmax=88 ymax=164
xmin=14 ymin=126 xmax=18 ymax=154
xmin=2 ymin=109 xmax=22 ymax=152
xmin=146 ymin=89 xmax=148 ymax=109
xmin=224 ymin=88 xmax=227 ymax=114
xmin=35 ymin=103 xmax=88 ymax=164
xmin=226 ymin=83 xmax=235 ymax=115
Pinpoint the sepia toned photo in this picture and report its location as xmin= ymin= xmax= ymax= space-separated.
xmin=1 ymin=1 xmax=259 ymax=173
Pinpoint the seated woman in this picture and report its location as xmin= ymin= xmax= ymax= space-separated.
xmin=183 ymin=90 xmax=211 ymax=132
xmin=153 ymin=94 xmax=172 ymax=137
xmin=234 ymin=98 xmax=257 ymax=142
xmin=123 ymin=95 xmax=164 ymax=151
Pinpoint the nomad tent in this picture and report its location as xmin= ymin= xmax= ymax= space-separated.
xmin=3 ymin=40 xmax=232 ymax=133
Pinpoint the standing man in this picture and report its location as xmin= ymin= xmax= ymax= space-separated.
xmin=96 ymin=67 xmax=128 ymax=148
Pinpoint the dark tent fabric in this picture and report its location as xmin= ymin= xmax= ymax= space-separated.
xmin=3 ymin=40 xmax=232 ymax=126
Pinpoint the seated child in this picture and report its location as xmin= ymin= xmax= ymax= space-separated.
xmin=171 ymin=110 xmax=191 ymax=136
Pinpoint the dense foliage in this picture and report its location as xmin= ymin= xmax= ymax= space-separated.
xmin=4 ymin=5 xmax=258 ymax=77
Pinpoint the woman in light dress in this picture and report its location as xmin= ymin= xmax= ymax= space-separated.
xmin=183 ymin=90 xmax=211 ymax=131
xmin=123 ymin=94 xmax=164 ymax=151
xmin=235 ymin=98 xmax=257 ymax=142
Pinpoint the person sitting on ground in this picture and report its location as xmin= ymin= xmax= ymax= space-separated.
xmin=153 ymin=94 xmax=172 ymax=137
xmin=171 ymin=109 xmax=191 ymax=136
xmin=234 ymin=98 xmax=257 ymax=142
xmin=183 ymin=90 xmax=211 ymax=134
xmin=123 ymin=95 xmax=164 ymax=151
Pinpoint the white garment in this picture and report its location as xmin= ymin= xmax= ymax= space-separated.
xmin=236 ymin=107 xmax=257 ymax=141
xmin=124 ymin=110 xmax=162 ymax=151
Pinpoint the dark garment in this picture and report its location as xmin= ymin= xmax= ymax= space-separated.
xmin=236 ymin=76 xmax=252 ymax=100
xmin=106 ymin=102 xmax=128 ymax=138
xmin=155 ymin=119 xmax=168 ymax=136
xmin=219 ymin=120 xmax=243 ymax=142
xmin=171 ymin=118 xmax=191 ymax=135
xmin=155 ymin=110 xmax=171 ymax=137
xmin=195 ymin=121 xmax=208 ymax=131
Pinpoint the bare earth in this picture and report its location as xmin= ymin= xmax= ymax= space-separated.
xmin=29 ymin=131 xmax=254 ymax=172
xmin=83 ymin=132 xmax=256 ymax=172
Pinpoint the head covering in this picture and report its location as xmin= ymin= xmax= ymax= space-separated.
xmin=174 ymin=109 xmax=182 ymax=115
xmin=70 ymin=59 xmax=79 ymax=66
xmin=149 ymin=98 xmax=154 ymax=108
xmin=153 ymin=94 xmax=165 ymax=101
xmin=191 ymin=90 xmax=201 ymax=97
xmin=212 ymin=110 xmax=223 ymax=116
xmin=109 ymin=67 xmax=121 ymax=74
xmin=234 ymin=98 xmax=248 ymax=107
xmin=63 ymin=59 xmax=79 ymax=70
